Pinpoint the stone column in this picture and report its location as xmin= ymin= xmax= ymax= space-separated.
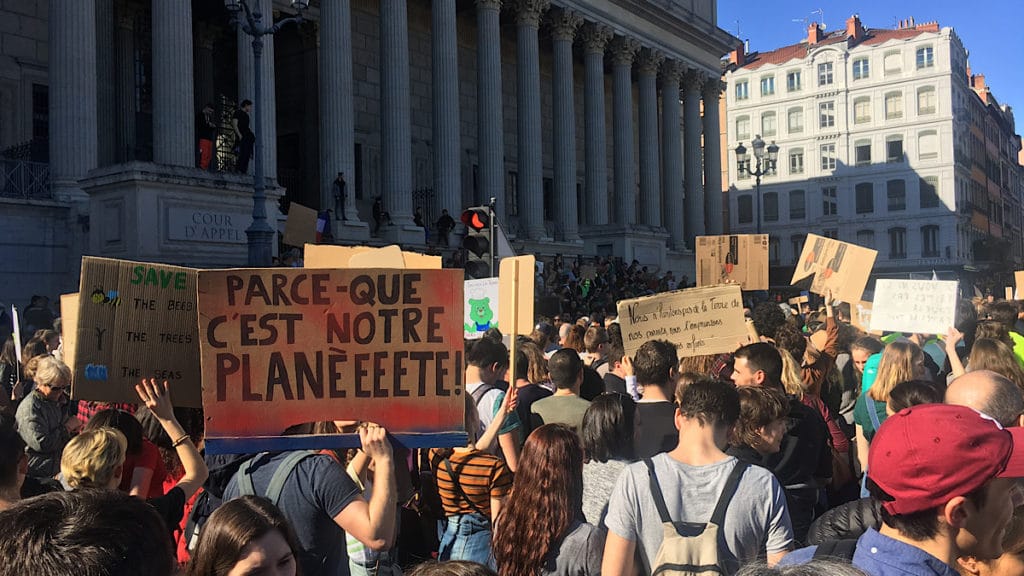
xmin=114 ymin=2 xmax=136 ymax=163
xmin=319 ymin=0 xmax=364 ymax=224
xmin=637 ymin=48 xmax=663 ymax=228
xmin=432 ymin=0 xmax=461 ymax=217
xmin=379 ymin=0 xmax=416 ymax=232
xmin=683 ymin=69 xmax=705 ymax=246
xmin=194 ymin=25 xmax=217 ymax=118
xmin=49 ymin=0 xmax=97 ymax=200
xmin=515 ymin=0 xmax=549 ymax=240
xmin=96 ymin=0 xmax=116 ymax=167
xmin=152 ymin=0 xmax=195 ymax=167
xmin=580 ymin=23 xmax=611 ymax=226
xmin=550 ymin=9 xmax=581 ymax=242
xmin=703 ymin=79 xmax=725 ymax=235
xmin=661 ymin=60 xmax=684 ymax=249
xmin=238 ymin=0 xmax=277 ymax=179
xmin=476 ymin=0 xmax=505 ymax=219
xmin=610 ymin=36 xmax=639 ymax=226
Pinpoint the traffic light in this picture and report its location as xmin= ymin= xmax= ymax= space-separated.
xmin=461 ymin=206 xmax=493 ymax=279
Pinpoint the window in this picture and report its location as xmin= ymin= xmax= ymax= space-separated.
xmin=854 ymin=97 xmax=871 ymax=124
xmin=736 ymin=116 xmax=750 ymax=140
xmin=885 ymin=92 xmax=903 ymax=120
xmin=820 ymin=144 xmax=837 ymax=171
xmin=791 ymin=235 xmax=806 ymax=263
xmin=764 ymin=192 xmax=779 ymax=222
xmin=887 ymin=179 xmax=906 ymax=211
xmin=822 ymin=186 xmax=837 ymax=216
xmin=789 ymin=149 xmax=804 ymax=174
xmin=855 ymin=140 xmax=871 ymax=166
xmin=922 ymin=225 xmax=940 ymax=257
xmin=762 ymin=112 xmax=777 ymax=137
xmin=738 ymin=195 xmax=753 ymax=223
xmin=856 ymin=182 xmax=874 ymax=214
xmin=769 ymin=238 xmax=780 ymax=265
xmin=787 ymin=107 xmax=804 ymax=133
xmin=919 ymin=130 xmax=939 ymax=160
xmin=787 ymin=71 xmax=801 ymax=92
xmin=886 ymin=136 xmax=904 ymax=162
xmin=884 ymin=50 xmax=902 ymax=75
xmin=818 ymin=62 xmax=834 ymax=85
xmin=819 ymin=101 xmax=835 ymax=128
xmin=889 ymin=227 xmax=907 ymax=259
xmin=856 ymin=229 xmax=875 ymax=249
xmin=852 ymin=58 xmax=870 ymax=80
xmin=32 ymin=84 xmax=48 ymax=142
xmin=735 ymin=81 xmax=749 ymax=100
xmin=761 ymin=76 xmax=775 ymax=96
xmin=920 ymin=177 xmax=940 ymax=208
xmin=916 ymin=46 xmax=934 ymax=69
xmin=790 ymin=190 xmax=806 ymax=220
xmin=918 ymin=86 xmax=937 ymax=115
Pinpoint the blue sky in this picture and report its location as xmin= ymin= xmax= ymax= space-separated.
xmin=718 ymin=0 xmax=1024 ymax=131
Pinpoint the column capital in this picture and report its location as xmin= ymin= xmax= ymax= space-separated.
xmin=579 ymin=22 xmax=612 ymax=54
xmin=609 ymin=36 xmax=640 ymax=66
xmin=475 ymin=0 xmax=502 ymax=12
xmin=660 ymin=59 xmax=685 ymax=84
xmin=636 ymin=48 xmax=664 ymax=76
xmin=702 ymin=77 xmax=726 ymax=99
xmin=547 ymin=8 xmax=582 ymax=41
xmin=514 ymin=0 xmax=550 ymax=27
xmin=683 ymin=68 xmax=706 ymax=92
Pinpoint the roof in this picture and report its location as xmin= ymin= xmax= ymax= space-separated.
xmin=739 ymin=27 xmax=936 ymax=71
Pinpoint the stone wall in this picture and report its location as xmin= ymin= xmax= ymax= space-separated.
xmin=0 ymin=0 xmax=48 ymax=150
xmin=0 ymin=197 xmax=74 ymax=312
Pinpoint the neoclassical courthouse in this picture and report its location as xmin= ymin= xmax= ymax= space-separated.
xmin=0 ymin=0 xmax=737 ymax=304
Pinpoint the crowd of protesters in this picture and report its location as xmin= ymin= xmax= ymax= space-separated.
xmin=4 ymin=285 xmax=1024 ymax=576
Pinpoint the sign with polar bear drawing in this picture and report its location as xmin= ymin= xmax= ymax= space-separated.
xmin=464 ymin=278 xmax=500 ymax=340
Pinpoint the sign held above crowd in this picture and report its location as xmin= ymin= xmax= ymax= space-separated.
xmin=792 ymin=234 xmax=877 ymax=304
xmin=696 ymin=234 xmax=769 ymax=291
xmin=870 ymin=279 xmax=959 ymax=335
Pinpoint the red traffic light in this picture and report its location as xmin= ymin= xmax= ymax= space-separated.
xmin=460 ymin=208 xmax=489 ymax=231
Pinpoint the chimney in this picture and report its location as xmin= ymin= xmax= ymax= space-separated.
xmin=729 ymin=42 xmax=746 ymax=67
xmin=972 ymin=74 xmax=986 ymax=92
xmin=846 ymin=14 xmax=864 ymax=40
xmin=808 ymin=23 xmax=824 ymax=45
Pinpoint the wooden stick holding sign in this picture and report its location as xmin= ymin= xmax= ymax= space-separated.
xmin=499 ymin=255 xmax=536 ymax=387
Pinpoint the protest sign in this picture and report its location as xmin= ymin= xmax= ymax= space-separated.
xmin=850 ymin=300 xmax=879 ymax=334
xmin=282 ymin=203 xmax=318 ymax=247
xmin=499 ymin=255 xmax=535 ymax=338
xmin=791 ymin=234 xmax=877 ymax=304
xmin=616 ymin=284 xmax=746 ymax=359
xmin=60 ymin=293 xmax=79 ymax=373
xmin=348 ymin=245 xmax=405 ymax=269
xmin=870 ymin=279 xmax=958 ymax=335
xmin=464 ymin=278 xmax=500 ymax=340
xmin=696 ymin=235 xmax=769 ymax=290
xmin=197 ymin=268 xmax=466 ymax=453
xmin=303 ymin=244 xmax=441 ymax=270
xmin=1007 ymin=287 xmax=1015 ymax=301
xmin=304 ymin=244 xmax=372 ymax=268
xmin=1016 ymin=271 xmax=1024 ymax=299
xmin=74 ymin=257 xmax=201 ymax=407
xmin=402 ymin=251 xmax=442 ymax=269
xmin=10 ymin=305 xmax=21 ymax=363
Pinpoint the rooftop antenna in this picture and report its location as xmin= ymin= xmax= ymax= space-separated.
xmin=811 ymin=8 xmax=826 ymax=30
xmin=734 ymin=19 xmax=741 ymax=38
xmin=791 ymin=15 xmax=808 ymax=39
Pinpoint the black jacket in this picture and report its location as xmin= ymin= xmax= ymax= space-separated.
xmin=806 ymin=497 xmax=881 ymax=545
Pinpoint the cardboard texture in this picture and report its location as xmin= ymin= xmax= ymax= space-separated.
xmin=60 ymin=293 xmax=79 ymax=374
xmin=696 ymin=235 xmax=769 ymax=291
xmin=616 ymin=284 xmax=746 ymax=359
xmin=197 ymin=268 xmax=466 ymax=444
xmin=498 ymin=255 xmax=535 ymax=337
xmin=303 ymin=244 xmax=373 ymax=268
xmin=1007 ymin=287 xmax=1015 ymax=301
xmin=788 ymin=295 xmax=809 ymax=305
xmin=282 ymin=203 xmax=319 ymax=247
xmin=1016 ymin=271 xmax=1024 ymax=299
xmin=348 ymin=245 xmax=406 ymax=269
xmin=791 ymin=234 xmax=877 ymax=304
xmin=870 ymin=279 xmax=959 ymax=335
xmin=402 ymin=252 xmax=443 ymax=269
xmin=850 ymin=300 xmax=877 ymax=334
xmin=74 ymin=257 xmax=201 ymax=407
xmin=464 ymin=278 xmax=500 ymax=340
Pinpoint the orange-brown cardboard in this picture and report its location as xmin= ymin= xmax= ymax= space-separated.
xmin=791 ymin=233 xmax=877 ymax=304
xmin=696 ymin=234 xmax=769 ymax=290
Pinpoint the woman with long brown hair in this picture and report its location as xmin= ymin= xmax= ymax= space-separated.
xmin=187 ymin=495 xmax=302 ymax=576
xmin=852 ymin=340 xmax=924 ymax=474
xmin=947 ymin=337 xmax=1024 ymax=392
xmin=492 ymin=424 xmax=604 ymax=576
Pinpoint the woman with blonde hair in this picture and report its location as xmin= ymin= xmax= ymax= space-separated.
xmin=852 ymin=341 xmax=924 ymax=474
xmin=947 ymin=336 xmax=1024 ymax=392
xmin=15 ymin=355 xmax=80 ymax=477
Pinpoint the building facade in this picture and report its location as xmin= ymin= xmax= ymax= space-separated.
xmin=723 ymin=15 xmax=1023 ymax=288
xmin=0 ymin=0 xmax=738 ymax=308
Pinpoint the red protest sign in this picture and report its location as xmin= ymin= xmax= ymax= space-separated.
xmin=198 ymin=268 xmax=466 ymax=453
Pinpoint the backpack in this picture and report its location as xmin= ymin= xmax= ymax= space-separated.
xmin=812 ymin=539 xmax=858 ymax=562
xmin=644 ymin=458 xmax=749 ymax=576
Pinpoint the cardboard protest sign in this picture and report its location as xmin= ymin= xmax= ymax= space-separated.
xmin=850 ymin=300 xmax=878 ymax=334
xmin=60 ymin=293 xmax=79 ymax=373
xmin=348 ymin=245 xmax=405 ymax=269
xmin=696 ymin=235 xmax=769 ymax=291
xmin=499 ymin=256 xmax=535 ymax=337
xmin=74 ymin=257 xmax=201 ymax=407
xmin=870 ymin=279 xmax=958 ymax=335
xmin=788 ymin=295 xmax=809 ymax=305
xmin=402 ymin=252 xmax=442 ymax=269
xmin=1016 ymin=271 xmax=1024 ymax=299
xmin=303 ymin=244 xmax=372 ymax=268
xmin=616 ymin=284 xmax=746 ymax=359
xmin=282 ymin=203 xmax=318 ymax=247
xmin=1007 ymin=287 xmax=1015 ymax=301
xmin=10 ymin=305 xmax=21 ymax=363
xmin=791 ymin=234 xmax=877 ymax=304
xmin=464 ymin=278 xmax=500 ymax=340
xmin=197 ymin=268 xmax=467 ymax=453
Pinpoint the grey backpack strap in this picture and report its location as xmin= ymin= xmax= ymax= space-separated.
xmin=236 ymin=452 xmax=267 ymax=497
xmin=266 ymin=451 xmax=318 ymax=505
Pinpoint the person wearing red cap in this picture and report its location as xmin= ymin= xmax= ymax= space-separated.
xmin=780 ymin=403 xmax=1024 ymax=575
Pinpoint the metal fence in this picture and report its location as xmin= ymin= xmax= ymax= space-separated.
xmin=0 ymin=159 xmax=51 ymax=199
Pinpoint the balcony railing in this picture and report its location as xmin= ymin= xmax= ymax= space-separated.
xmin=0 ymin=159 xmax=51 ymax=199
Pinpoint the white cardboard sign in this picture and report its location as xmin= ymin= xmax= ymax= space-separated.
xmin=870 ymin=279 xmax=958 ymax=335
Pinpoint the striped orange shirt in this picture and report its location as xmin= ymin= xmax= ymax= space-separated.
xmin=430 ymin=449 xmax=512 ymax=518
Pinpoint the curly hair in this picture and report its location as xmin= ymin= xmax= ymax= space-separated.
xmin=751 ymin=302 xmax=787 ymax=343
xmin=732 ymin=386 xmax=788 ymax=448
xmin=492 ymin=424 xmax=583 ymax=576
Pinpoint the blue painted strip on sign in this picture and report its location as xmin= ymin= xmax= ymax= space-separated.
xmin=205 ymin=431 xmax=469 ymax=455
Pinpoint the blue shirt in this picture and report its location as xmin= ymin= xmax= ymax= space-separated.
xmin=780 ymin=528 xmax=960 ymax=576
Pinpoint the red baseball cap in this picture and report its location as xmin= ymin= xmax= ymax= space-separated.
xmin=868 ymin=404 xmax=1024 ymax=515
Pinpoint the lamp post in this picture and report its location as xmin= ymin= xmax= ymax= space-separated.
xmin=735 ymin=134 xmax=778 ymax=235
xmin=225 ymin=0 xmax=308 ymax=266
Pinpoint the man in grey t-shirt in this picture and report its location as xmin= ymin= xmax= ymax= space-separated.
xmin=602 ymin=379 xmax=794 ymax=576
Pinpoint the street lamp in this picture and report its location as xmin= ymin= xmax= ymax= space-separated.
xmin=225 ymin=0 xmax=308 ymax=266
xmin=735 ymin=134 xmax=778 ymax=235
